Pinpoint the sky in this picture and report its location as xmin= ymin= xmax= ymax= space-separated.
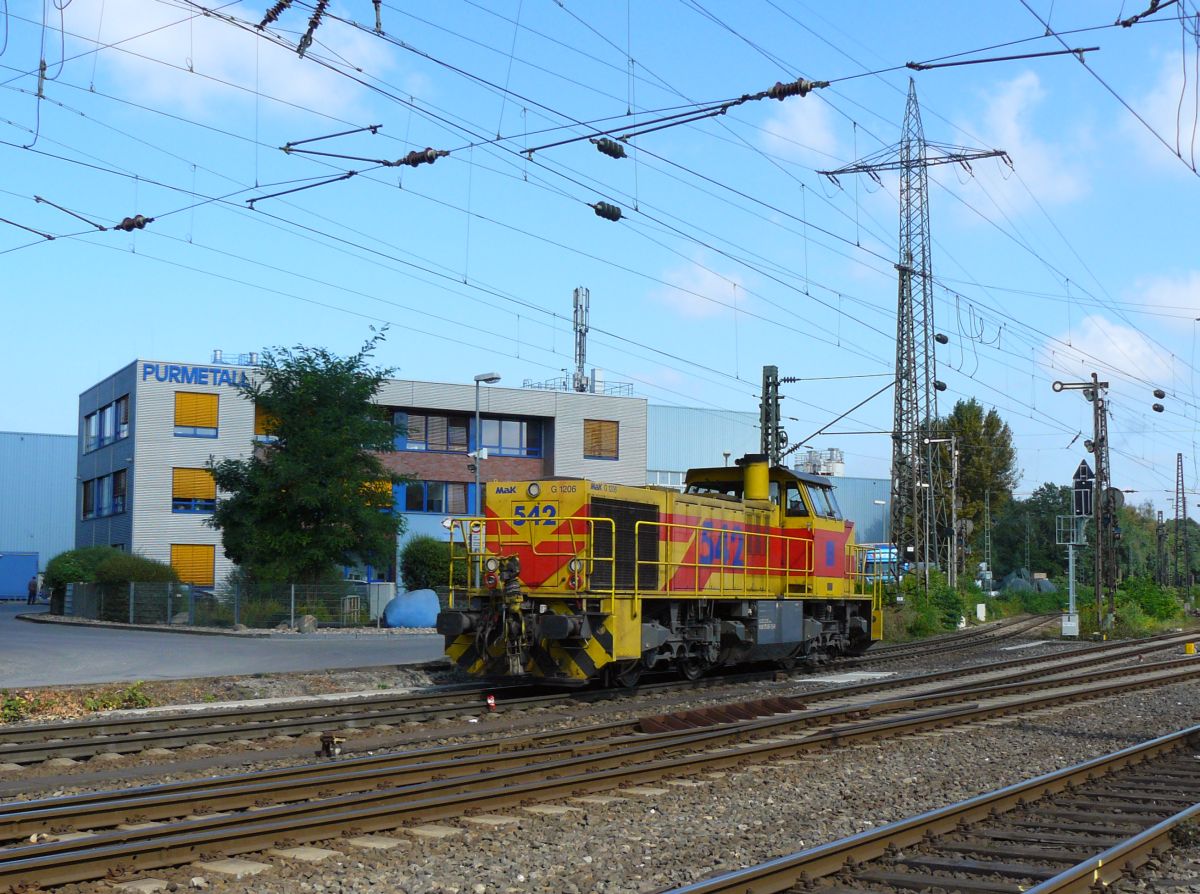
xmin=2 ymin=1 xmax=1200 ymax=510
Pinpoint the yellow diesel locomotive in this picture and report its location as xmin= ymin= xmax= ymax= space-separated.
xmin=436 ymin=454 xmax=882 ymax=686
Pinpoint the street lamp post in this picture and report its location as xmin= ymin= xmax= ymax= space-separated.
xmin=473 ymin=372 xmax=501 ymax=516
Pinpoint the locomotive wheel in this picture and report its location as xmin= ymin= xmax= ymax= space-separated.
xmin=611 ymin=660 xmax=644 ymax=688
xmin=676 ymin=655 xmax=707 ymax=681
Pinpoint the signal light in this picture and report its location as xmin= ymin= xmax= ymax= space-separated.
xmin=593 ymin=201 xmax=622 ymax=222
xmin=594 ymin=138 xmax=627 ymax=159
xmin=485 ymin=694 xmax=496 ymax=712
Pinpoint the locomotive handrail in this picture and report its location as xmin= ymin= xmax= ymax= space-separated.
xmin=630 ymin=520 xmax=815 ymax=598
xmin=849 ymin=543 xmax=883 ymax=608
xmin=445 ymin=515 xmax=617 ymax=605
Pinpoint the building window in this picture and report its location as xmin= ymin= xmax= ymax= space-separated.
xmin=115 ymin=396 xmax=130 ymax=439
xmin=170 ymin=544 xmax=215 ymax=587
xmin=583 ymin=419 xmax=619 ymax=460
xmin=84 ymin=413 xmax=98 ymax=452
xmin=96 ymin=474 xmax=113 ymax=517
xmin=99 ymin=404 xmax=115 ymax=446
xmin=396 ymin=411 xmax=469 ymax=452
xmin=82 ymin=395 xmax=132 ymax=453
xmin=174 ymin=392 xmax=219 ymax=438
xmin=480 ymin=417 xmax=543 ymax=457
xmin=404 ymin=481 xmax=468 ymax=514
xmin=254 ymin=403 xmax=278 ymax=442
xmin=112 ymin=469 xmax=127 ymax=514
xmin=173 ymin=468 xmax=217 ymax=513
xmin=648 ymin=470 xmax=684 ymax=489
xmin=81 ymin=479 xmax=96 ymax=519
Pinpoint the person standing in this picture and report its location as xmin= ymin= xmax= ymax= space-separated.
xmin=26 ymin=576 xmax=38 ymax=605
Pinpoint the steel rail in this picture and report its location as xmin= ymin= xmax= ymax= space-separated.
xmin=0 ymin=614 xmax=1082 ymax=765
xmin=3 ymin=662 xmax=1200 ymax=889
xmin=656 ymin=724 xmax=1200 ymax=894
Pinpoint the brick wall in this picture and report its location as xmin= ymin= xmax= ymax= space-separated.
xmin=378 ymin=452 xmax=546 ymax=483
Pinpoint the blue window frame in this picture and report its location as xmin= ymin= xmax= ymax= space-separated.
xmin=394 ymin=411 xmax=469 ymax=453
xmin=479 ymin=417 xmax=543 ymax=457
xmin=402 ymin=481 xmax=469 ymax=514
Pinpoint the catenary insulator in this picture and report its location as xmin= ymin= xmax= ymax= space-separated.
xmin=258 ymin=0 xmax=292 ymax=29
xmin=934 ymin=380 xmax=947 ymax=392
xmin=767 ymin=78 xmax=829 ymax=101
xmin=595 ymin=138 xmax=627 ymax=159
xmin=935 ymin=333 xmax=949 ymax=344
xmin=1153 ymin=388 xmax=1166 ymax=399
xmin=593 ymin=201 xmax=623 ymax=222
xmin=391 ymin=148 xmax=449 ymax=168
xmin=115 ymin=214 xmax=152 ymax=232
xmin=1153 ymin=403 xmax=1165 ymax=413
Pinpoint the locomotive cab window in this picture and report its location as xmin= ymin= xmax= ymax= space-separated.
xmin=784 ymin=483 xmax=809 ymax=517
xmin=812 ymin=486 xmax=840 ymax=519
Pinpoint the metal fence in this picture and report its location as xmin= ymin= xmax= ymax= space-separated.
xmin=66 ymin=581 xmax=397 ymax=630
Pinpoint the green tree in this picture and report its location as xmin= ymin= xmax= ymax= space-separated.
xmin=937 ymin=399 xmax=1019 ymax=549
xmin=209 ymin=333 xmax=405 ymax=583
xmin=992 ymin=483 xmax=1070 ymax=578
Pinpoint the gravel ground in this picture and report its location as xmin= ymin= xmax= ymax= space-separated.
xmin=0 ymin=634 xmax=1154 ymax=798
xmin=28 ymin=639 xmax=1200 ymax=894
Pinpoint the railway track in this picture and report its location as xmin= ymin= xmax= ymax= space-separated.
xmin=660 ymin=723 xmax=1200 ymax=894
xmin=0 ymin=614 xmax=1055 ymax=766
xmin=0 ymin=623 xmax=1189 ymax=768
xmin=1 ymin=637 xmax=1197 ymax=891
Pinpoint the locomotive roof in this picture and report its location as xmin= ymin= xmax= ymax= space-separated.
xmin=685 ymin=465 xmax=837 ymax=489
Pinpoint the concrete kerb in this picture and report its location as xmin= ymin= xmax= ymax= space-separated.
xmin=16 ymin=613 xmax=440 ymax=639
xmin=15 ymin=613 xmax=271 ymax=638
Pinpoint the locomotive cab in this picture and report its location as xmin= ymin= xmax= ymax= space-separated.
xmin=436 ymin=454 xmax=883 ymax=686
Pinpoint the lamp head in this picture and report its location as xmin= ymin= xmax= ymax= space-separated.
xmin=474 ymin=372 xmax=501 ymax=384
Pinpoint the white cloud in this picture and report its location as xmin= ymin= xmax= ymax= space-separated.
xmin=64 ymin=1 xmax=397 ymax=121
xmin=759 ymin=95 xmax=841 ymax=166
xmin=1132 ymin=270 xmax=1200 ymax=311
xmin=947 ymin=71 xmax=1088 ymax=215
xmin=1126 ymin=53 xmax=1200 ymax=172
xmin=1039 ymin=314 xmax=1173 ymax=385
xmin=651 ymin=258 xmax=744 ymax=320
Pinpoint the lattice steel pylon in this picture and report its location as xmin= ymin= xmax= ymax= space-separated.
xmin=820 ymin=80 xmax=1008 ymax=584
xmin=1175 ymin=453 xmax=1190 ymax=588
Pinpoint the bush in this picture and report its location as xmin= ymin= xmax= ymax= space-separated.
xmin=1118 ymin=577 xmax=1182 ymax=622
xmin=94 ymin=553 xmax=179 ymax=588
xmin=400 ymin=535 xmax=455 ymax=590
xmin=44 ymin=546 xmax=124 ymax=591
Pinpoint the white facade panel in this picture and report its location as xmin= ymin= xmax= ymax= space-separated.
xmin=550 ymin=391 xmax=646 ymax=484
xmin=130 ymin=359 xmax=258 ymax=586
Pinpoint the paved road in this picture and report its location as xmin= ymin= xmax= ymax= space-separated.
xmin=0 ymin=602 xmax=445 ymax=688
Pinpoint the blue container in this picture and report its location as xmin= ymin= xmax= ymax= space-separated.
xmin=382 ymin=589 xmax=440 ymax=628
xmin=0 ymin=552 xmax=38 ymax=600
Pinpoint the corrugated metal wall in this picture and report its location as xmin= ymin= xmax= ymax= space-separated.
xmin=832 ymin=476 xmax=891 ymax=544
xmin=0 ymin=431 xmax=77 ymax=571
xmin=647 ymin=405 xmax=760 ymax=474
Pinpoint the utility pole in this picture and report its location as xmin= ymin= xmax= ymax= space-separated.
xmin=820 ymin=80 xmax=1008 ymax=590
xmin=1053 ymin=374 xmax=1111 ymax=627
xmin=1156 ymin=509 xmax=1167 ymax=585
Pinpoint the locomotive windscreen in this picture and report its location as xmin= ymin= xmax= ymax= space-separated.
xmin=590 ymin=498 xmax=659 ymax=592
